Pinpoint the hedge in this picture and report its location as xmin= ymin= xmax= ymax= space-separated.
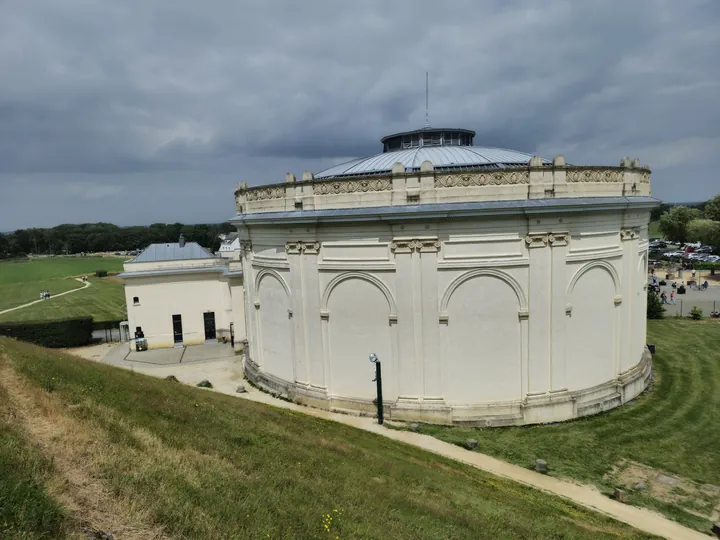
xmin=0 ymin=317 xmax=94 ymax=348
xmin=92 ymin=319 xmax=124 ymax=331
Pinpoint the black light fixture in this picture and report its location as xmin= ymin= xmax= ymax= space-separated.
xmin=369 ymin=353 xmax=383 ymax=425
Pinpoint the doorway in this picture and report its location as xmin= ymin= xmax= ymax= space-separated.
xmin=203 ymin=312 xmax=217 ymax=341
xmin=172 ymin=314 xmax=183 ymax=346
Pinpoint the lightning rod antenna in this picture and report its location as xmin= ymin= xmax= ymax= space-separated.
xmin=424 ymin=72 xmax=430 ymax=128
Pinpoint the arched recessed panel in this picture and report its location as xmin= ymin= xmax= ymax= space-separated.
xmin=567 ymin=266 xmax=616 ymax=389
xmin=258 ymin=274 xmax=294 ymax=382
xmin=327 ymin=278 xmax=394 ymax=400
xmin=444 ymin=275 xmax=521 ymax=404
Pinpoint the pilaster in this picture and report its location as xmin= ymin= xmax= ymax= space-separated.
xmin=619 ymin=227 xmax=639 ymax=373
xmin=420 ymin=240 xmax=442 ymax=398
xmin=302 ymin=242 xmax=325 ymax=389
xmin=525 ymin=232 xmax=551 ymax=394
xmin=240 ymin=239 xmax=258 ymax=364
xmin=285 ymin=241 xmax=307 ymax=384
xmin=391 ymin=238 xmax=420 ymax=398
xmin=549 ymin=232 xmax=569 ymax=391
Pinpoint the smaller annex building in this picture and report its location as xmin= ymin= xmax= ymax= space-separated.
xmin=119 ymin=235 xmax=245 ymax=350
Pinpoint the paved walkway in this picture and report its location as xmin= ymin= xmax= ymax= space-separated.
xmin=69 ymin=343 xmax=708 ymax=540
xmin=0 ymin=278 xmax=90 ymax=316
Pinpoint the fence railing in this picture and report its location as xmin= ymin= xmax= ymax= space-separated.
xmin=658 ymin=299 xmax=719 ymax=318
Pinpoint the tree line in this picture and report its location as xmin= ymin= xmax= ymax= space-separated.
xmin=658 ymin=194 xmax=720 ymax=250
xmin=0 ymin=222 xmax=236 ymax=259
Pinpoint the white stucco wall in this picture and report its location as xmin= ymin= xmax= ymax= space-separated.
xmin=238 ymin=207 xmax=653 ymax=426
xmin=123 ymin=271 xmax=241 ymax=349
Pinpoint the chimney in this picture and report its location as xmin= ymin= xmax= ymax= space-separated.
xmin=179 ymin=234 xmax=186 ymax=248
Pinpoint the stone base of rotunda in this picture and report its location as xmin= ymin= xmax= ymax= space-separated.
xmin=243 ymin=348 xmax=652 ymax=427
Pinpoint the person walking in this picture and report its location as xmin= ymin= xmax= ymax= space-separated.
xmin=692 ymin=268 xmax=696 ymax=280
xmin=670 ymin=290 xmax=676 ymax=304
xmin=661 ymin=291 xmax=667 ymax=304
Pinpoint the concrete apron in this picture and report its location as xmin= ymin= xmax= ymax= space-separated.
xmin=91 ymin=345 xmax=705 ymax=540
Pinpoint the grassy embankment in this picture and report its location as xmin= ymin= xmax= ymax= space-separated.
xmin=419 ymin=319 xmax=720 ymax=533
xmin=0 ymin=258 xmax=125 ymax=322
xmin=0 ymin=338 xmax=654 ymax=540
xmin=648 ymin=220 xmax=662 ymax=238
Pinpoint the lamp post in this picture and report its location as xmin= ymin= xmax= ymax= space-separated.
xmin=369 ymin=353 xmax=383 ymax=425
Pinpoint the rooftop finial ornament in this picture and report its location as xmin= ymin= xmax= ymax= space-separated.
xmin=425 ymin=71 xmax=430 ymax=128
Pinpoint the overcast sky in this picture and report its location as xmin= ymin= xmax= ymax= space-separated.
xmin=1 ymin=0 xmax=718 ymax=230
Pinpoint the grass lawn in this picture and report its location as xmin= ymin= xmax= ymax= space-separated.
xmin=0 ymin=277 xmax=126 ymax=323
xmin=417 ymin=319 xmax=720 ymax=533
xmin=0 ymin=257 xmax=125 ymax=312
xmin=0 ymin=338 xmax=655 ymax=540
xmin=648 ymin=221 xmax=662 ymax=238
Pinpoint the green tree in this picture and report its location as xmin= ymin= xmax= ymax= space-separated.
xmin=646 ymin=288 xmax=665 ymax=319
xmin=703 ymin=194 xmax=720 ymax=222
xmin=659 ymin=206 xmax=702 ymax=243
xmin=687 ymin=219 xmax=720 ymax=252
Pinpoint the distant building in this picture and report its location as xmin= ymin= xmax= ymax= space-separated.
xmin=119 ymin=235 xmax=244 ymax=350
xmin=217 ymin=232 xmax=240 ymax=259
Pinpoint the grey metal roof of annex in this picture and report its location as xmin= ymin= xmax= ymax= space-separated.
xmin=315 ymin=146 xmax=551 ymax=179
xmin=130 ymin=242 xmax=215 ymax=263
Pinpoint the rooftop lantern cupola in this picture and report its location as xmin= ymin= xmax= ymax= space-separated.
xmin=380 ymin=127 xmax=476 ymax=153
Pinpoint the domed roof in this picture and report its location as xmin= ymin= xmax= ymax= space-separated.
xmin=314 ymin=127 xmax=549 ymax=179
xmin=315 ymin=146 xmax=548 ymax=179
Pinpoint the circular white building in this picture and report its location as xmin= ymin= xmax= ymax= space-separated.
xmin=231 ymin=127 xmax=656 ymax=426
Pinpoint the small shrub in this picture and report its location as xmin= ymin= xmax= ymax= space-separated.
xmin=95 ymin=270 xmax=108 ymax=278
xmin=647 ymin=289 xmax=665 ymax=319
xmin=677 ymin=285 xmax=687 ymax=294
xmin=689 ymin=306 xmax=703 ymax=320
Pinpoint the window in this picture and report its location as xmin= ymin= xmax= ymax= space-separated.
xmin=133 ymin=296 xmax=140 ymax=305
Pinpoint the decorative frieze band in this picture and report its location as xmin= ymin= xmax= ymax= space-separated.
xmin=567 ymin=169 xmax=624 ymax=183
xmin=314 ymin=178 xmax=392 ymax=195
xmin=434 ymin=170 xmax=529 ymax=188
xmin=390 ymin=238 xmax=441 ymax=253
xmin=525 ymin=232 xmax=570 ymax=248
xmin=245 ymin=186 xmax=286 ymax=201
xmin=285 ymin=241 xmax=321 ymax=254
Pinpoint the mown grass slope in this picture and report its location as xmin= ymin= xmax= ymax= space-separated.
xmin=420 ymin=319 xmax=720 ymax=532
xmin=0 ymin=338 xmax=654 ymax=540
xmin=0 ymin=277 xmax=125 ymax=323
xmin=0 ymin=383 xmax=72 ymax=540
xmin=0 ymin=257 xmax=125 ymax=312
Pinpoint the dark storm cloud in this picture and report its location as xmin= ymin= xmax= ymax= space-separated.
xmin=0 ymin=0 xmax=718 ymax=229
